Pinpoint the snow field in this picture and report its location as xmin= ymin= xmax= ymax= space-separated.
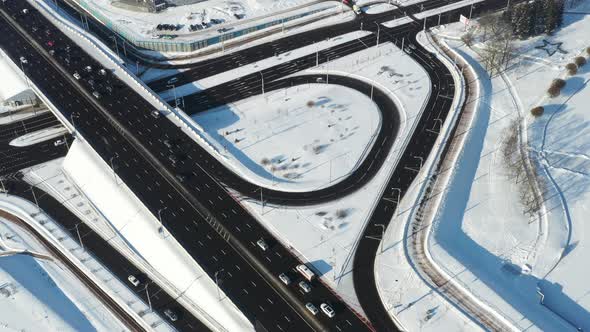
xmin=424 ymin=4 xmax=590 ymax=331
xmin=0 ymin=52 xmax=29 ymax=102
xmin=9 ymin=126 xmax=68 ymax=147
xmin=83 ymin=0 xmax=327 ymax=40
xmin=195 ymin=84 xmax=381 ymax=191
xmin=0 ymin=219 xmax=129 ymax=332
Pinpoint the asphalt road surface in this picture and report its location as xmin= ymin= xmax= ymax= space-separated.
xmin=0 ymin=112 xmax=71 ymax=177
xmin=0 ymin=0 xmax=522 ymax=331
xmin=0 ymin=2 xmax=373 ymax=331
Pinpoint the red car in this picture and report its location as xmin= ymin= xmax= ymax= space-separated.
xmin=46 ymin=40 xmax=54 ymax=47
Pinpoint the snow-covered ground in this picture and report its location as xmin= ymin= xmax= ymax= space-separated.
xmin=74 ymin=0 xmax=339 ymax=41
xmin=195 ymin=84 xmax=381 ymax=191
xmin=0 ymin=52 xmax=29 ymax=102
xmin=197 ymin=41 xmax=431 ymax=314
xmin=9 ymin=126 xmax=68 ymax=147
xmin=397 ymin=2 xmax=590 ymax=331
xmin=0 ymin=219 xmax=128 ymax=332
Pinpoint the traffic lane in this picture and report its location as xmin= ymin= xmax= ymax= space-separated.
xmin=0 ymin=15 xmax=319 ymax=332
xmin=351 ymin=30 xmax=454 ymax=332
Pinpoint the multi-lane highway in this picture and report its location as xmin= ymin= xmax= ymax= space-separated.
xmin=0 ymin=0 xmax=522 ymax=331
xmin=0 ymin=2 xmax=373 ymax=331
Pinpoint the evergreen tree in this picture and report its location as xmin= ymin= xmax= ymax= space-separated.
xmin=544 ymin=0 xmax=559 ymax=34
xmin=511 ymin=3 xmax=530 ymax=38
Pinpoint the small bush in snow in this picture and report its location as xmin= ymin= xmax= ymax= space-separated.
xmin=335 ymin=209 xmax=349 ymax=219
xmin=307 ymin=100 xmax=315 ymax=107
xmin=547 ymin=85 xmax=561 ymax=97
xmin=530 ymin=106 xmax=544 ymax=117
xmin=551 ymin=78 xmax=566 ymax=89
xmin=565 ymin=63 xmax=577 ymax=75
xmin=574 ymin=56 xmax=587 ymax=67
xmin=261 ymin=157 xmax=271 ymax=165
xmin=587 ymin=47 xmax=590 ymax=55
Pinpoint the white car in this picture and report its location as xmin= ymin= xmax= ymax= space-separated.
xmin=73 ymin=72 xmax=81 ymax=80
xmin=298 ymin=281 xmax=312 ymax=293
xmin=305 ymin=303 xmax=318 ymax=315
xmin=279 ymin=273 xmax=291 ymax=285
xmin=256 ymin=239 xmax=269 ymax=251
xmin=320 ymin=303 xmax=335 ymax=318
xmin=53 ymin=139 xmax=65 ymax=147
xmin=19 ymin=56 xmax=27 ymax=64
xmin=92 ymin=91 xmax=101 ymax=99
xmin=167 ymin=77 xmax=179 ymax=84
xmin=163 ymin=309 xmax=178 ymax=322
xmin=127 ymin=275 xmax=140 ymax=287
xmin=151 ymin=110 xmax=160 ymax=118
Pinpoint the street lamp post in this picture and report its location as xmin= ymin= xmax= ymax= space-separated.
xmin=259 ymin=71 xmax=265 ymax=96
xmin=375 ymin=22 xmax=380 ymax=46
xmin=215 ymin=269 xmax=224 ymax=301
xmin=109 ymin=155 xmax=118 ymax=183
xmin=144 ymin=283 xmax=152 ymax=312
xmin=109 ymin=36 xmax=120 ymax=59
xmin=376 ymin=224 xmax=385 ymax=253
xmin=167 ymin=84 xmax=178 ymax=109
xmin=157 ymin=207 xmax=168 ymax=233
xmin=75 ymin=223 xmax=84 ymax=250
xmin=414 ymin=156 xmax=424 ymax=170
xmin=30 ymin=185 xmax=39 ymax=207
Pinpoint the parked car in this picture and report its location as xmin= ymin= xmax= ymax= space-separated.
xmin=19 ymin=56 xmax=27 ymax=64
xmin=151 ymin=110 xmax=160 ymax=118
xmin=73 ymin=72 xmax=81 ymax=80
xmin=167 ymin=77 xmax=178 ymax=84
xmin=92 ymin=91 xmax=101 ymax=99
